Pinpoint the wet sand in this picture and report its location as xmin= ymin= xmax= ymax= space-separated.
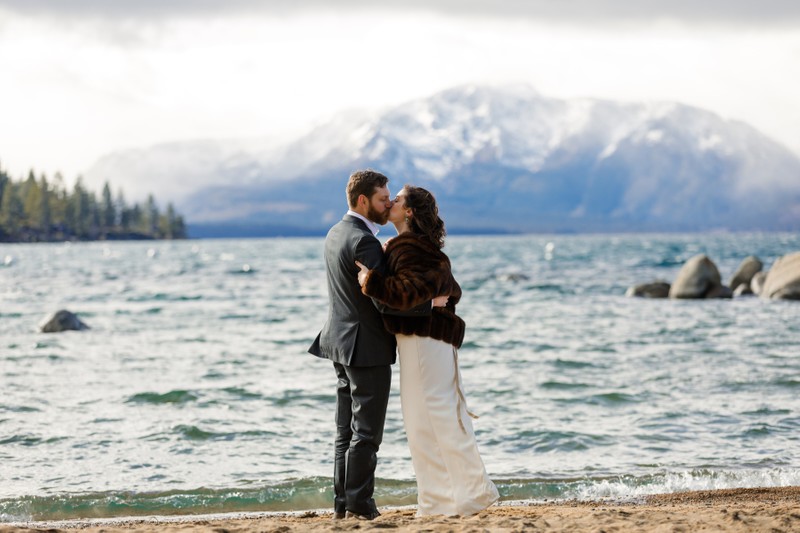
xmin=3 ymin=487 xmax=799 ymax=532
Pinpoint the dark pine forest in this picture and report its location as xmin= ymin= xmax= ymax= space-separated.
xmin=0 ymin=163 xmax=187 ymax=242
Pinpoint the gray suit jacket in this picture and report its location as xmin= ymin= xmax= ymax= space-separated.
xmin=309 ymin=215 xmax=429 ymax=367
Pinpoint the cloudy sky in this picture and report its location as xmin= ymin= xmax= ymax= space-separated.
xmin=1 ymin=0 xmax=799 ymax=186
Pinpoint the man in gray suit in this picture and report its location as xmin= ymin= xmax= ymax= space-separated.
xmin=309 ymin=169 xmax=433 ymax=520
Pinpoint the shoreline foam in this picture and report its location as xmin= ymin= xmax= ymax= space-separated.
xmin=3 ymin=487 xmax=798 ymax=532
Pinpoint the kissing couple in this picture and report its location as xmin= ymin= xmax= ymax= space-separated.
xmin=309 ymin=169 xmax=499 ymax=520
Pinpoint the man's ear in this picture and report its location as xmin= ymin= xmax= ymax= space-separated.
xmin=358 ymin=194 xmax=369 ymax=208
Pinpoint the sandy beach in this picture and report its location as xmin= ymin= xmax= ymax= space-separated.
xmin=3 ymin=487 xmax=799 ymax=532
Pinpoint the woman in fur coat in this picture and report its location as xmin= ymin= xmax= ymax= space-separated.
xmin=355 ymin=185 xmax=498 ymax=517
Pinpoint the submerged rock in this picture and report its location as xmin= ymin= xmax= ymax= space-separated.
xmin=496 ymin=272 xmax=530 ymax=282
xmin=762 ymin=251 xmax=800 ymax=300
xmin=626 ymin=281 xmax=671 ymax=298
xmin=669 ymin=254 xmax=725 ymax=299
xmin=729 ymin=256 xmax=763 ymax=293
xmin=40 ymin=310 xmax=90 ymax=333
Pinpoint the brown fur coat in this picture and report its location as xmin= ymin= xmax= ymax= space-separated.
xmin=362 ymin=232 xmax=465 ymax=349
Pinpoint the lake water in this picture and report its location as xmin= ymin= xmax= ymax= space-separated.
xmin=1 ymin=233 xmax=799 ymax=522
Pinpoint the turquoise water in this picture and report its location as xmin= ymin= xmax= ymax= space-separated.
xmin=1 ymin=234 xmax=799 ymax=522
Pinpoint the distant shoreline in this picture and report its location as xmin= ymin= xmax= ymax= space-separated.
xmin=4 ymin=226 xmax=799 ymax=241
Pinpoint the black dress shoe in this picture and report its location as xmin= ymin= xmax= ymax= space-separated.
xmin=346 ymin=510 xmax=381 ymax=520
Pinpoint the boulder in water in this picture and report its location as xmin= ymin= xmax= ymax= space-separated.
xmin=706 ymin=284 xmax=733 ymax=299
xmin=40 ymin=310 xmax=90 ymax=333
xmin=625 ymin=281 xmax=670 ymax=298
xmin=751 ymin=271 xmax=767 ymax=296
xmin=729 ymin=256 xmax=763 ymax=293
xmin=733 ymin=283 xmax=754 ymax=297
xmin=668 ymin=254 xmax=725 ymax=299
xmin=761 ymin=251 xmax=800 ymax=300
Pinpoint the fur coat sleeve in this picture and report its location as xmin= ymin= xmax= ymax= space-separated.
xmin=362 ymin=233 xmax=461 ymax=311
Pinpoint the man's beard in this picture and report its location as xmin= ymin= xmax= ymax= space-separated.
xmin=366 ymin=204 xmax=390 ymax=225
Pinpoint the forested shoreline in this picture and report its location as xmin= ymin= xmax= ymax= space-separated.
xmin=0 ymin=165 xmax=187 ymax=242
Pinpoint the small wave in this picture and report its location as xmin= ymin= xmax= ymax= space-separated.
xmin=741 ymin=408 xmax=791 ymax=416
xmin=590 ymin=392 xmax=642 ymax=405
xmin=173 ymin=425 xmax=278 ymax=442
xmin=540 ymin=381 xmax=591 ymax=390
xmin=500 ymin=430 xmax=614 ymax=453
xmin=0 ymin=434 xmax=67 ymax=447
xmin=222 ymin=387 xmax=263 ymax=400
xmin=740 ymin=425 xmax=773 ymax=438
xmin=220 ymin=314 xmax=255 ymax=320
xmin=530 ymin=283 xmax=566 ymax=292
xmin=269 ymin=392 xmax=335 ymax=407
xmin=174 ymin=425 xmax=220 ymax=441
xmin=554 ymin=392 xmax=643 ymax=406
xmin=566 ymin=468 xmax=800 ymax=501
xmin=3 ymin=469 xmax=800 ymax=523
xmin=126 ymin=294 xmax=204 ymax=302
xmin=126 ymin=391 xmax=198 ymax=405
xmin=553 ymin=392 xmax=643 ymax=407
xmin=0 ymin=405 xmax=41 ymax=413
xmin=772 ymin=378 xmax=800 ymax=388
xmin=257 ymin=316 xmax=286 ymax=324
xmin=0 ymin=478 xmax=340 ymax=522
xmin=551 ymin=358 xmax=593 ymax=368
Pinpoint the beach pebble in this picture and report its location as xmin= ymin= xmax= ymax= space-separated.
xmin=40 ymin=309 xmax=90 ymax=333
xmin=761 ymin=251 xmax=800 ymax=300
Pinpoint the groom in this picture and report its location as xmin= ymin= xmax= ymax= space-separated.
xmin=309 ymin=169 xmax=432 ymax=520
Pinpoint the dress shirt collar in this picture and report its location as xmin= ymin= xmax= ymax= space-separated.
xmin=346 ymin=209 xmax=381 ymax=236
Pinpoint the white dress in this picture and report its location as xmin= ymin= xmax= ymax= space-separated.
xmin=396 ymin=333 xmax=499 ymax=516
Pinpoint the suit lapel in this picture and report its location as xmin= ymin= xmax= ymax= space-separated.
xmin=344 ymin=214 xmax=371 ymax=234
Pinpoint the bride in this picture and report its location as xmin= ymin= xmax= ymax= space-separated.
xmin=355 ymin=185 xmax=498 ymax=517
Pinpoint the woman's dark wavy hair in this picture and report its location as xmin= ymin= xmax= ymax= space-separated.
xmin=403 ymin=185 xmax=446 ymax=249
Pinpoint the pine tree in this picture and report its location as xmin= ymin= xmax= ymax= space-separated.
xmin=22 ymin=171 xmax=41 ymax=230
xmin=0 ymin=183 xmax=25 ymax=235
xmin=101 ymin=181 xmax=116 ymax=233
xmin=129 ymin=204 xmax=142 ymax=234
xmin=144 ymin=194 xmax=159 ymax=237
xmin=0 ymin=163 xmax=8 ymax=207
xmin=38 ymin=175 xmax=52 ymax=239
xmin=116 ymin=189 xmax=130 ymax=233
xmin=71 ymin=177 xmax=90 ymax=238
xmin=174 ymin=214 xmax=187 ymax=239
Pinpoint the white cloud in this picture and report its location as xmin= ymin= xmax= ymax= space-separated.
xmin=3 ymin=0 xmax=800 ymax=25
xmin=1 ymin=6 xmax=799 ymax=191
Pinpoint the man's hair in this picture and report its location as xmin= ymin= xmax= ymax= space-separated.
xmin=346 ymin=169 xmax=389 ymax=209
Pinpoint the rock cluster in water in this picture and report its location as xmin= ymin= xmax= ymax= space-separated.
xmin=627 ymin=251 xmax=800 ymax=300
xmin=40 ymin=310 xmax=90 ymax=333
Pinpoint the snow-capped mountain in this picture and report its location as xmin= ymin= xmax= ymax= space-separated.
xmin=85 ymin=84 xmax=800 ymax=234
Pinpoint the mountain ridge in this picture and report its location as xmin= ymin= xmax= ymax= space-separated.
xmin=85 ymin=84 xmax=800 ymax=235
